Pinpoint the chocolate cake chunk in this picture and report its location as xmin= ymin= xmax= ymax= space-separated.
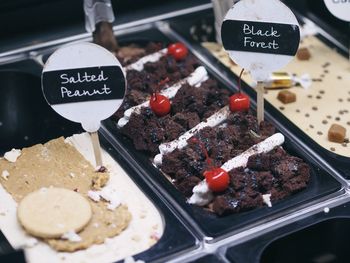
xmin=120 ymin=79 xmax=230 ymax=154
xmin=247 ymin=153 xmax=271 ymax=171
xmin=161 ymin=111 xmax=276 ymax=185
xmin=173 ymin=112 xmax=200 ymax=129
xmin=172 ymin=79 xmax=230 ymax=118
xmin=161 ymin=116 xmax=186 ymax=141
xmin=210 ymin=148 xmax=310 ymax=216
xmin=176 ymin=176 xmax=202 ymax=197
xmin=121 ymin=108 xmax=165 ymax=153
xmin=115 ymin=52 xmax=200 ymax=118
xmin=259 ymin=121 xmax=276 ymax=137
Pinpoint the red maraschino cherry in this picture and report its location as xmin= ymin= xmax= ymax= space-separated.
xmin=150 ymin=77 xmax=171 ymax=117
xmin=167 ymin=42 xmax=188 ymax=61
xmin=190 ymin=138 xmax=230 ymax=192
xmin=203 ymin=168 xmax=230 ymax=192
xmin=229 ymin=69 xmax=250 ymax=112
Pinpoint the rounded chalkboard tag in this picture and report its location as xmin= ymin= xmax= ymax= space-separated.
xmin=221 ymin=0 xmax=300 ymax=81
xmin=323 ymin=0 xmax=350 ymax=22
xmin=42 ymin=42 xmax=126 ymax=132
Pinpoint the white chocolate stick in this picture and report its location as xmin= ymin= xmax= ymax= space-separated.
xmin=125 ymin=48 xmax=168 ymax=72
xmin=154 ymin=106 xmax=231 ymax=166
xmin=188 ymin=133 xmax=285 ymax=206
xmin=220 ymin=133 xmax=284 ymax=171
xmin=256 ymin=81 xmax=265 ymax=124
xmin=118 ymin=66 xmax=208 ymax=128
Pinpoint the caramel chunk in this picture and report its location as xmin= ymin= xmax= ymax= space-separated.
xmin=277 ymin=90 xmax=296 ymax=104
xmin=328 ymin=124 xmax=346 ymax=143
xmin=297 ymin=47 xmax=311 ymax=60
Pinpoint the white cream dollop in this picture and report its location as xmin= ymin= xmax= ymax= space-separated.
xmin=262 ymin=193 xmax=272 ymax=207
xmin=187 ymin=180 xmax=213 ymax=206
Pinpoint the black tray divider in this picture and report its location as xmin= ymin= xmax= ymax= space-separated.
xmin=225 ymin=194 xmax=350 ymax=263
xmin=98 ymin=133 xmax=199 ymax=262
xmin=100 ymin=126 xmax=206 ymax=242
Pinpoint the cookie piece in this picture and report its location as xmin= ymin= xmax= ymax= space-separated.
xmin=328 ymin=124 xmax=346 ymax=143
xmin=17 ymin=187 xmax=92 ymax=239
xmin=277 ymin=90 xmax=296 ymax=104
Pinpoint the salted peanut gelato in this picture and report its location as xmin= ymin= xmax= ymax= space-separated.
xmin=203 ymin=35 xmax=350 ymax=156
xmin=0 ymin=133 xmax=163 ymax=262
xmin=0 ymin=136 xmax=130 ymax=252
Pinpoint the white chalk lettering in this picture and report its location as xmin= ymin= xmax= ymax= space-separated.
xmin=242 ymin=23 xmax=280 ymax=50
xmin=60 ymin=70 xmax=108 ymax=84
xmin=60 ymin=84 xmax=112 ymax=98
xmin=243 ymin=24 xmax=280 ymax=38
xmin=243 ymin=37 xmax=279 ymax=50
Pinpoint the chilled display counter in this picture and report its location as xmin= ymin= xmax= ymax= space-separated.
xmin=0 ymin=0 xmax=349 ymax=262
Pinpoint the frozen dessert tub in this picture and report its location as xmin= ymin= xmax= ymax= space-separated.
xmin=0 ymin=59 xmax=198 ymax=263
xmin=168 ymin=8 xmax=350 ymax=180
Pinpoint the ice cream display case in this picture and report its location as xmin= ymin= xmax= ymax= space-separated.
xmin=0 ymin=0 xmax=349 ymax=263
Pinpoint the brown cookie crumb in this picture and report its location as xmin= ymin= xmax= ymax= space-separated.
xmin=296 ymin=47 xmax=311 ymax=60
xmin=96 ymin=166 xmax=107 ymax=173
xmin=92 ymin=172 xmax=110 ymax=190
xmin=328 ymin=124 xmax=346 ymax=143
xmin=277 ymin=90 xmax=296 ymax=104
